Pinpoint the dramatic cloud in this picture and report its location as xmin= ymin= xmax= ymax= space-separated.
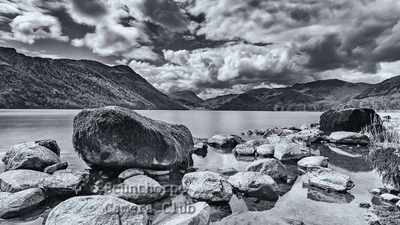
xmin=2 ymin=0 xmax=400 ymax=97
xmin=130 ymin=43 xmax=310 ymax=96
xmin=10 ymin=12 xmax=68 ymax=44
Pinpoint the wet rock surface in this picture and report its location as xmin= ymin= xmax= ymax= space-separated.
xmin=73 ymin=106 xmax=194 ymax=171
xmin=0 ymin=188 xmax=46 ymax=219
xmin=306 ymin=168 xmax=355 ymax=192
xmin=153 ymin=201 xmax=210 ymax=225
xmin=246 ymin=158 xmax=289 ymax=182
xmin=228 ymin=172 xmax=279 ymax=200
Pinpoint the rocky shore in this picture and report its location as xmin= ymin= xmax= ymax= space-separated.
xmin=0 ymin=107 xmax=399 ymax=225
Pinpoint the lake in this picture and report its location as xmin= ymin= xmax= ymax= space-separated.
xmin=0 ymin=109 xmax=396 ymax=225
xmin=0 ymin=109 xmax=321 ymax=170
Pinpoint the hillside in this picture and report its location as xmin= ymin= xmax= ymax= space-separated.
xmin=169 ymin=90 xmax=203 ymax=108
xmin=0 ymin=47 xmax=185 ymax=109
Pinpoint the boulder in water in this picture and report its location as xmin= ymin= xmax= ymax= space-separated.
xmin=233 ymin=140 xmax=266 ymax=156
xmin=182 ymin=171 xmax=233 ymax=202
xmin=0 ymin=188 xmax=46 ymax=219
xmin=207 ymin=134 xmax=243 ymax=149
xmin=306 ymin=168 xmax=355 ymax=192
xmin=273 ymin=141 xmax=310 ymax=161
xmin=297 ymin=156 xmax=329 ymax=170
xmin=45 ymin=195 xmax=148 ymax=225
xmin=2 ymin=142 xmax=60 ymax=171
xmin=228 ymin=171 xmax=279 ymax=200
xmin=73 ymin=106 xmax=194 ymax=170
xmin=320 ymin=108 xmax=382 ymax=133
xmin=246 ymin=158 xmax=289 ymax=182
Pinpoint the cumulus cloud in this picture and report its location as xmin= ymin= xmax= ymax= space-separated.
xmin=130 ymin=43 xmax=310 ymax=96
xmin=10 ymin=12 xmax=68 ymax=44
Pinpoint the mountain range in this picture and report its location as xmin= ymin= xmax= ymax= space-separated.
xmin=0 ymin=47 xmax=398 ymax=111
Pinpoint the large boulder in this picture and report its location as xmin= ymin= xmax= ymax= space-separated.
xmin=107 ymin=175 xmax=165 ymax=204
xmin=320 ymin=108 xmax=382 ymax=133
xmin=2 ymin=142 xmax=61 ymax=171
xmin=306 ymin=168 xmax=355 ymax=192
xmin=328 ymin=131 xmax=370 ymax=146
xmin=45 ymin=195 xmax=148 ymax=225
xmin=153 ymin=202 xmax=210 ymax=225
xmin=0 ymin=188 xmax=46 ymax=219
xmin=228 ymin=172 xmax=279 ymax=200
xmin=182 ymin=171 xmax=233 ymax=202
xmin=246 ymin=158 xmax=289 ymax=182
xmin=73 ymin=106 xmax=194 ymax=170
xmin=207 ymin=134 xmax=243 ymax=149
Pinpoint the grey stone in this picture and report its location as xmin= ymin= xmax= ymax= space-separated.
xmin=44 ymin=162 xmax=68 ymax=174
xmin=0 ymin=188 xmax=46 ymax=219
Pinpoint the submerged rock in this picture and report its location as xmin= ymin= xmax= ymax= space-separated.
xmin=73 ymin=106 xmax=194 ymax=170
xmin=306 ymin=168 xmax=354 ymax=192
xmin=255 ymin=144 xmax=274 ymax=157
xmin=153 ymin=202 xmax=210 ymax=225
xmin=207 ymin=134 xmax=243 ymax=149
xmin=45 ymin=195 xmax=148 ymax=225
xmin=228 ymin=172 xmax=279 ymax=201
xmin=118 ymin=168 xmax=145 ymax=180
xmin=297 ymin=156 xmax=329 ymax=170
xmin=233 ymin=140 xmax=266 ymax=156
xmin=246 ymin=158 xmax=288 ymax=182
xmin=380 ymin=193 xmax=400 ymax=203
xmin=0 ymin=188 xmax=46 ymax=219
xmin=108 ymin=175 xmax=165 ymax=204
xmin=44 ymin=162 xmax=68 ymax=174
xmin=182 ymin=171 xmax=233 ymax=202
xmin=328 ymin=132 xmax=370 ymax=146
xmin=2 ymin=142 xmax=60 ymax=171
xmin=320 ymin=108 xmax=382 ymax=133
xmin=307 ymin=186 xmax=354 ymax=204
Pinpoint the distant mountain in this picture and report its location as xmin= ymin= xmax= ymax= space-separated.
xmin=0 ymin=47 xmax=185 ymax=109
xmin=201 ymin=94 xmax=239 ymax=110
xmin=169 ymin=90 xmax=203 ymax=108
xmin=202 ymin=79 xmax=373 ymax=111
xmin=351 ymin=76 xmax=400 ymax=109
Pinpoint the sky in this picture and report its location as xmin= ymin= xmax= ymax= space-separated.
xmin=1 ymin=0 xmax=400 ymax=98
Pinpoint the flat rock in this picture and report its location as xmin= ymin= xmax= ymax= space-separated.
xmin=45 ymin=195 xmax=148 ymax=225
xmin=380 ymin=193 xmax=400 ymax=203
xmin=328 ymin=132 xmax=370 ymax=146
xmin=118 ymin=168 xmax=145 ymax=180
xmin=0 ymin=188 xmax=46 ymax=219
xmin=108 ymin=175 xmax=165 ymax=204
xmin=255 ymin=144 xmax=274 ymax=157
xmin=153 ymin=202 xmax=210 ymax=225
xmin=297 ymin=156 xmax=329 ymax=170
xmin=306 ymin=168 xmax=355 ymax=192
xmin=2 ymin=142 xmax=60 ymax=171
xmin=0 ymin=170 xmax=50 ymax=192
xmin=182 ymin=171 xmax=233 ymax=202
xmin=207 ymin=134 xmax=243 ymax=149
xmin=44 ymin=162 xmax=68 ymax=174
xmin=246 ymin=158 xmax=289 ymax=181
xmin=233 ymin=140 xmax=266 ymax=156
xmin=228 ymin=171 xmax=279 ymax=201
xmin=40 ymin=170 xmax=90 ymax=196
xmin=73 ymin=106 xmax=194 ymax=170
xmin=273 ymin=140 xmax=310 ymax=161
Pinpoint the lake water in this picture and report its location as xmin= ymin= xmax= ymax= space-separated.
xmin=0 ymin=109 xmax=396 ymax=225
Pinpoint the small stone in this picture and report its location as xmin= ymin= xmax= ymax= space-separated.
xmin=246 ymin=158 xmax=289 ymax=182
xmin=380 ymin=193 xmax=400 ymax=203
xmin=44 ymin=162 xmax=68 ymax=174
xmin=0 ymin=188 xmax=46 ymax=219
xmin=359 ymin=202 xmax=371 ymax=208
xmin=306 ymin=168 xmax=354 ymax=192
xmin=35 ymin=139 xmax=61 ymax=156
xmin=256 ymin=144 xmax=274 ymax=157
xmin=297 ymin=156 xmax=329 ymax=170
xmin=207 ymin=134 xmax=243 ymax=149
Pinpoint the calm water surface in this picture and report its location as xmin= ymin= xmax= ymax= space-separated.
xmin=0 ymin=109 xmax=397 ymax=225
